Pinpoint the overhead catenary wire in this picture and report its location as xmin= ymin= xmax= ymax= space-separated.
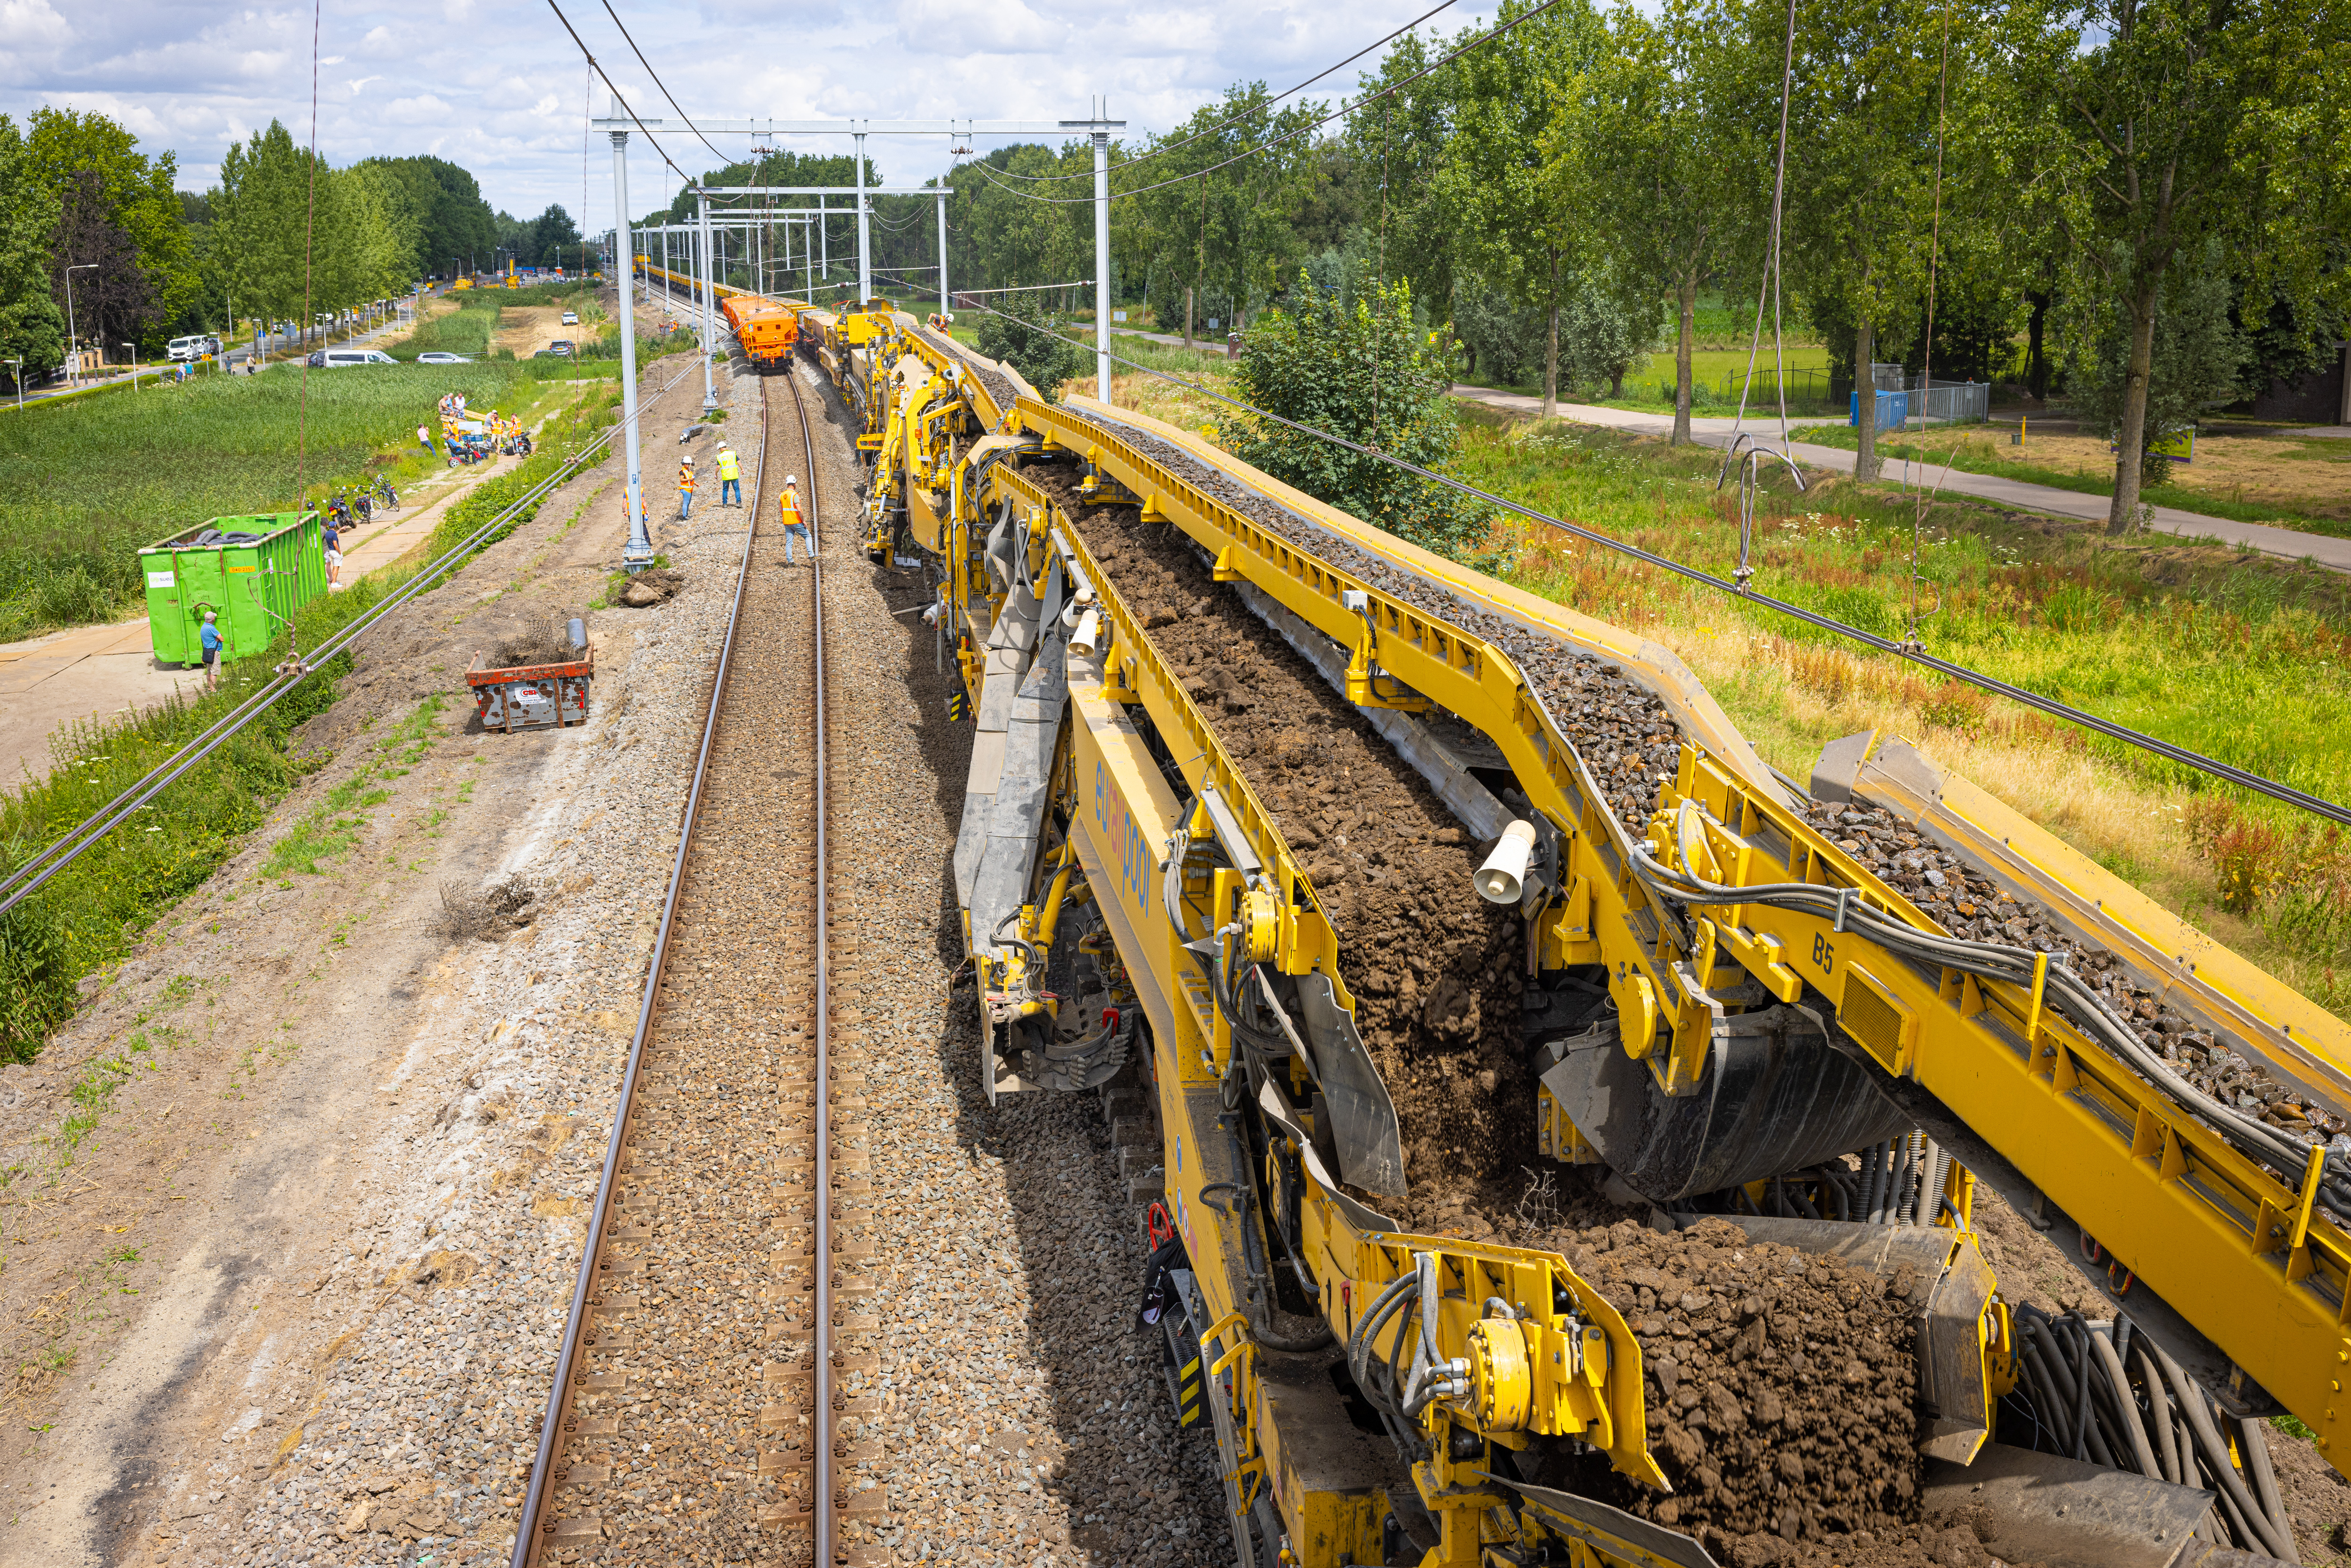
xmin=975 ymin=0 xmax=1461 ymax=186
xmin=596 ymin=0 xmax=729 ymax=166
xmin=955 ymin=0 xmax=1575 ymax=207
xmin=541 ymin=0 xmax=700 ymax=190
xmin=955 ymin=298 xmax=2351 ymax=831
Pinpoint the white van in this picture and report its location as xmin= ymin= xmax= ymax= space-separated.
xmin=166 ymin=335 xmax=208 ymax=362
xmin=320 ymin=349 xmax=398 ymax=368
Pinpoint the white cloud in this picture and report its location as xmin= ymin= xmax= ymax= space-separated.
xmin=0 ymin=0 xmax=1455 ymax=219
xmin=0 ymin=0 xmax=71 ymax=49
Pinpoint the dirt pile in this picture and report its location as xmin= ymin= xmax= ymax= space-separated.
xmin=1067 ymin=485 xmax=1539 ymax=1216
xmin=1536 ymin=1217 xmax=1941 ymax=1566
xmin=488 ymin=613 xmax=585 ymax=667
xmin=617 ymin=567 xmax=685 ymax=607
xmin=1075 ymin=410 xmax=1681 ymax=833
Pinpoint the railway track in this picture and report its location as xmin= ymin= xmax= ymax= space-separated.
xmin=510 ymin=362 xmax=847 ymax=1567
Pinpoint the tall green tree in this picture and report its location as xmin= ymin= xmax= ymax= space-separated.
xmin=2029 ymin=0 xmax=2350 ymax=528
xmin=363 ymin=155 xmax=495 ymax=277
xmin=1124 ymin=86 xmax=1325 ymax=343
xmin=1437 ymin=0 xmax=1609 ymax=416
xmin=1342 ymin=33 xmax=1469 ymax=349
xmin=1782 ymin=0 xmax=1959 ymax=480
xmin=213 ymin=122 xmax=319 ymax=346
xmin=1548 ymin=0 xmax=1769 ymax=441
xmin=22 ymin=106 xmax=197 ymax=355
xmin=0 ymin=116 xmax=65 ymax=381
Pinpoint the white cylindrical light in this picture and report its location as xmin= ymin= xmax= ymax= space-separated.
xmin=1070 ymin=608 xmax=1102 ymax=656
xmin=1474 ymin=819 xmax=1538 ymax=905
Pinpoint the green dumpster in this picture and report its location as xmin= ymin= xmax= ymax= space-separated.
xmin=140 ymin=512 xmax=326 ymax=669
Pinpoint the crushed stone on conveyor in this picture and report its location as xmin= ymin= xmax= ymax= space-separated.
xmin=1058 ymin=413 xmax=2346 ymax=1165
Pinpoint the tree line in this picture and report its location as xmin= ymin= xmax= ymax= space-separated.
xmin=0 ymin=106 xmax=596 ymax=384
xmin=825 ymin=0 xmax=2345 ymax=529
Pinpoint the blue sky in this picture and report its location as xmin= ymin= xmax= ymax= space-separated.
xmin=1 ymin=0 xmax=1467 ymax=225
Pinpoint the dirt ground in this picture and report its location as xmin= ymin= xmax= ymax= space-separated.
xmin=492 ymin=307 xmax=572 ymax=360
xmin=0 ymin=319 xmax=721 ymax=1563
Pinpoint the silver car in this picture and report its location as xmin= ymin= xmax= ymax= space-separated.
xmin=416 ymin=352 xmax=473 ymax=364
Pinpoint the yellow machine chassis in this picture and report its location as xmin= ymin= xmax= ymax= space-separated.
xmin=785 ymin=305 xmax=2351 ymax=1565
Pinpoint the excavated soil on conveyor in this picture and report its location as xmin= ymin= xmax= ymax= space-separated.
xmin=1532 ymin=1217 xmax=1981 ymax=1568
xmin=1063 ymin=482 xmax=1541 ymax=1219
xmin=1067 ymin=406 xmax=2346 ymax=1195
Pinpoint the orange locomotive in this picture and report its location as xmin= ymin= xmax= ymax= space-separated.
xmin=718 ymin=292 xmax=801 ymax=372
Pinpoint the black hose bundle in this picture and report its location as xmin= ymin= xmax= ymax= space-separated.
xmin=2004 ymin=1305 xmax=2300 ymax=1561
xmin=1632 ymin=847 xmax=2351 ymax=1225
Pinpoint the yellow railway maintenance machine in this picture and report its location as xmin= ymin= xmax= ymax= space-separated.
xmin=797 ymin=311 xmax=2351 ymax=1568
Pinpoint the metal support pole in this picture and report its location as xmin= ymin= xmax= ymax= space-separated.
xmin=613 ymin=128 xmax=652 ymax=570
xmin=697 ymin=187 xmax=718 ymax=412
xmin=1092 ymin=99 xmax=1111 ymax=402
xmin=854 ymin=133 xmax=871 ymax=312
xmin=937 ymin=192 xmax=949 ymax=318
xmin=817 ymin=197 xmax=827 ymax=302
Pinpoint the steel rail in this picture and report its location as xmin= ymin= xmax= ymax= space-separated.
xmin=510 ymin=370 xmax=773 ymax=1566
xmin=0 ymin=362 xmax=699 ymax=921
xmin=789 ymin=347 xmax=837 ymax=1565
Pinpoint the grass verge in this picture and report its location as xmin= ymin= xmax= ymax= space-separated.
xmin=1788 ymin=422 xmax=2351 ymax=540
xmin=0 ymin=379 xmax=626 ymax=1062
xmin=1446 ymin=409 xmax=2351 ymax=1016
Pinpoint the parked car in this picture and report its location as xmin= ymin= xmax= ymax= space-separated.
xmin=310 ymin=349 xmax=398 ymax=368
xmin=560 ymin=310 xmax=580 ymax=326
xmin=415 ymin=352 xmax=474 ymax=364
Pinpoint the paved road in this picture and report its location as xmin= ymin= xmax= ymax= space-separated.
xmin=2 ymin=313 xmax=426 ymax=410
xmin=1452 ymin=386 xmax=2351 ymax=575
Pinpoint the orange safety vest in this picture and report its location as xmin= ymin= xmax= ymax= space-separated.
xmin=678 ymin=467 xmax=696 ymax=492
xmin=780 ymin=491 xmax=803 ymax=528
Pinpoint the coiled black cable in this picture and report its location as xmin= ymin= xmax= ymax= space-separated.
xmin=1632 ymin=845 xmax=2351 ymax=1223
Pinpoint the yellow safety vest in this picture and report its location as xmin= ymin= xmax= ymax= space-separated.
xmin=716 ymin=450 xmax=740 ymax=481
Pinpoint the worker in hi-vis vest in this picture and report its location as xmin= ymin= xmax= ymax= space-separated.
xmin=781 ymin=476 xmax=810 ymax=565
xmin=716 ymin=443 xmax=742 ymax=508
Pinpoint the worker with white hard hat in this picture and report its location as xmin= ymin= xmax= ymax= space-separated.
xmin=781 ymin=474 xmax=811 ymax=566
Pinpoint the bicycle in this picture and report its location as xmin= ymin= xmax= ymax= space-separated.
xmin=372 ymin=477 xmax=400 ymax=512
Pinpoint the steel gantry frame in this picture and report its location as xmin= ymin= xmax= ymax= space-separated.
xmin=592 ymin=107 xmax=1125 ymax=565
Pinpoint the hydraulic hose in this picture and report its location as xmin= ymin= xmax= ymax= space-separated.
xmin=2236 ymin=1413 xmax=2298 ymax=1566
xmin=2087 ymin=1324 xmax=2160 ymax=1481
xmin=2133 ymin=1342 xmax=2185 ymax=1485
xmin=2152 ymin=1338 xmax=2298 ymax=1562
xmin=1633 ymin=846 xmax=2351 ymax=1222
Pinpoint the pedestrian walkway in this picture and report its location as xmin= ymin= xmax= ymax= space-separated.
xmin=1452 ymin=386 xmax=2351 ymax=575
xmin=0 ymin=444 xmax=525 ymax=790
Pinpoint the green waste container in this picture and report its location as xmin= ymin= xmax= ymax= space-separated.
xmin=140 ymin=512 xmax=326 ymax=669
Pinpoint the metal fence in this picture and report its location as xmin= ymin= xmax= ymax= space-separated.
xmin=1851 ymin=377 xmax=1991 ymax=428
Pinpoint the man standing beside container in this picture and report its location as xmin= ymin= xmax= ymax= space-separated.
xmin=200 ymin=610 xmax=223 ymax=692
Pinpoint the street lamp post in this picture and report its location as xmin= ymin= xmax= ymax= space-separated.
xmin=5 ymin=359 xmax=21 ymax=410
xmin=63 ymin=263 xmax=97 ymax=384
xmin=122 ymin=343 xmax=137 ymax=390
